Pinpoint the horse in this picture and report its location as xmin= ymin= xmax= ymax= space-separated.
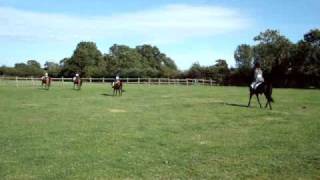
xmin=73 ymin=77 xmax=82 ymax=90
xmin=41 ymin=77 xmax=51 ymax=90
xmin=248 ymin=82 xmax=274 ymax=110
xmin=112 ymin=81 xmax=123 ymax=96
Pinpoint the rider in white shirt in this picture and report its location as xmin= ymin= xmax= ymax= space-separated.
xmin=73 ymin=73 xmax=79 ymax=81
xmin=113 ymin=74 xmax=120 ymax=86
xmin=42 ymin=72 xmax=48 ymax=80
xmin=251 ymin=62 xmax=264 ymax=89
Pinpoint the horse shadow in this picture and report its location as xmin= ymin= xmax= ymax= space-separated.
xmin=223 ymin=103 xmax=249 ymax=108
xmin=101 ymin=93 xmax=114 ymax=96
xmin=38 ymin=87 xmax=49 ymax=91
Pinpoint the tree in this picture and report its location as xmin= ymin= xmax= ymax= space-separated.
xmin=108 ymin=44 xmax=144 ymax=77
xmin=234 ymin=44 xmax=253 ymax=70
xmin=252 ymin=29 xmax=294 ymax=86
xmin=69 ymin=42 xmax=103 ymax=77
xmin=14 ymin=60 xmax=43 ymax=76
xmin=187 ymin=62 xmax=204 ymax=78
xmin=27 ymin=60 xmax=41 ymax=69
xmin=253 ymin=29 xmax=293 ymax=72
xmin=304 ymin=29 xmax=320 ymax=46
xmin=301 ymin=31 xmax=320 ymax=86
xmin=210 ymin=59 xmax=230 ymax=84
xmin=136 ymin=45 xmax=178 ymax=77
xmin=44 ymin=61 xmax=61 ymax=77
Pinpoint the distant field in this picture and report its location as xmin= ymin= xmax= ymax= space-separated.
xmin=0 ymin=84 xmax=319 ymax=179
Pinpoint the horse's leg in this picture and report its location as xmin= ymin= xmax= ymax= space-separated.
xmin=248 ymin=92 xmax=253 ymax=107
xmin=263 ymin=92 xmax=272 ymax=110
xmin=269 ymin=101 xmax=272 ymax=110
xmin=256 ymin=94 xmax=262 ymax=108
xmin=264 ymin=93 xmax=269 ymax=109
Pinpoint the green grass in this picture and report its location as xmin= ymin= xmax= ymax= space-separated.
xmin=0 ymin=84 xmax=319 ymax=179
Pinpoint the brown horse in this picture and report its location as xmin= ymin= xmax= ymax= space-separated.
xmin=248 ymin=82 xmax=274 ymax=110
xmin=73 ymin=77 xmax=82 ymax=90
xmin=112 ymin=81 xmax=123 ymax=96
xmin=41 ymin=77 xmax=51 ymax=90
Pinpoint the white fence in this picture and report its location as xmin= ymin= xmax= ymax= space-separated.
xmin=0 ymin=76 xmax=218 ymax=87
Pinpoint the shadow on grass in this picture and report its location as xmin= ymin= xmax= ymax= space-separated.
xmin=224 ymin=103 xmax=249 ymax=108
xmin=38 ymin=87 xmax=50 ymax=91
xmin=101 ymin=93 xmax=114 ymax=96
xmin=215 ymin=101 xmax=251 ymax=108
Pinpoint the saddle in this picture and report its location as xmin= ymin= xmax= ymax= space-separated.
xmin=251 ymin=81 xmax=263 ymax=90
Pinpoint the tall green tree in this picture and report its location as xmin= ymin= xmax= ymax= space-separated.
xmin=304 ymin=29 xmax=320 ymax=46
xmin=44 ymin=61 xmax=61 ymax=77
xmin=14 ymin=60 xmax=43 ymax=76
xmin=234 ymin=44 xmax=253 ymax=70
xmin=301 ymin=30 xmax=320 ymax=86
xmin=253 ymin=29 xmax=293 ymax=73
xmin=108 ymin=44 xmax=144 ymax=77
xmin=27 ymin=60 xmax=41 ymax=69
xmin=69 ymin=42 xmax=103 ymax=77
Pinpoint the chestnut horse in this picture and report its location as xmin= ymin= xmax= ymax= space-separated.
xmin=73 ymin=77 xmax=82 ymax=90
xmin=41 ymin=77 xmax=51 ymax=90
xmin=112 ymin=81 xmax=123 ymax=96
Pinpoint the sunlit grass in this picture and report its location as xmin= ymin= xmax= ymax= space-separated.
xmin=0 ymin=84 xmax=319 ymax=179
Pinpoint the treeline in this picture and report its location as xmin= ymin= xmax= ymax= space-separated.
xmin=180 ymin=29 xmax=320 ymax=88
xmin=0 ymin=43 xmax=179 ymax=78
xmin=231 ymin=29 xmax=320 ymax=88
xmin=0 ymin=29 xmax=319 ymax=88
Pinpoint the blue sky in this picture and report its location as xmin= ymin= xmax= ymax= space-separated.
xmin=0 ymin=0 xmax=319 ymax=70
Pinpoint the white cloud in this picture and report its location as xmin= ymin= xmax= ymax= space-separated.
xmin=0 ymin=4 xmax=251 ymax=44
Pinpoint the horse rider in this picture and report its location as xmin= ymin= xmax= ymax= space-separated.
xmin=112 ymin=74 xmax=120 ymax=87
xmin=42 ymin=72 xmax=49 ymax=80
xmin=251 ymin=62 xmax=264 ymax=90
xmin=73 ymin=73 xmax=80 ymax=82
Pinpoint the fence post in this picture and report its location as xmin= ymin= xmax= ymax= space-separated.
xmin=210 ymin=79 xmax=213 ymax=86
xmin=138 ymin=77 xmax=140 ymax=85
xmin=31 ymin=77 xmax=35 ymax=87
xmin=148 ymin=78 xmax=151 ymax=86
xmin=16 ymin=76 xmax=18 ymax=87
xmin=90 ymin=77 xmax=92 ymax=84
xmin=62 ymin=77 xmax=64 ymax=87
xmin=158 ymin=78 xmax=160 ymax=85
xmin=102 ymin=77 xmax=105 ymax=83
xmin=127 ymin=77 xmax=129 ymax=83
xmin=167 ymin=78 xmax=169 ymax=85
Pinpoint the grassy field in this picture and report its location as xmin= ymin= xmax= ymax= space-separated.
xmin=0 ymin=84 xmax=319 ymax=179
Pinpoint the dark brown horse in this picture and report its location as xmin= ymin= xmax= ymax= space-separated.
xmin=41 ymin=77 xmax=51 ymax=90
xmin=73 ymin=77 xmax=82 ymax=90
xmin=248 ymin=82 xmax=274 ymax=110
xmin=112 ymin=81 xmax=123 ymax=96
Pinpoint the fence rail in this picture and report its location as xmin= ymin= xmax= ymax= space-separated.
xmin=0 ymin=76 xmax=218 ymax=87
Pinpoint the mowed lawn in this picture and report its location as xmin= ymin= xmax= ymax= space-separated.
xmin=0 ymin=84 xmax=319 ymax=179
